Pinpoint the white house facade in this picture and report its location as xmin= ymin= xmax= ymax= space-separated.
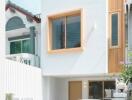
xmin=41 ymin=0 xmax=126 ymax=100
xmin=6 ymin=1 xmax=41 ymax=67
xmin=0 ymin=0 xmax=130 ymax=100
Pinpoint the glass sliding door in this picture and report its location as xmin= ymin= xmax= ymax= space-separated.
xmin=89 ymin=81 xmax=115 ymax=99
xmin=89 ymin=81 xmax=103 ymax=99
xmin=104 ymin=81 xmax=115 ymax=98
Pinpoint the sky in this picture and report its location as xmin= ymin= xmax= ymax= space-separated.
xmin=6 ymin=0 xmax=41 ymax=14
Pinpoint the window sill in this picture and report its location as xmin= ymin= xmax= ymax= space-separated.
xmin=48 ymin=47 xmax=83 ymax=54
xmin=109 ymin=45 xmax=121 ymax=49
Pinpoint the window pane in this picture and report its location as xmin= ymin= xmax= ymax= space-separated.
xmin=112 ymin=13 xmax=118 ymax=46
xmin=10 ymin=41 xmax=21 ymax=54
xmin=104 ymin=81 xmax=115 ymax=98
xmin=22 ymin=39 xmax=30 ymax=53
xmin=66 ymin=15 xmax=81 ymax=48
xmin=89 ymin=81 xmax=103 ymax=99
xmin=52 ymin=18 xmax=65 ymax=50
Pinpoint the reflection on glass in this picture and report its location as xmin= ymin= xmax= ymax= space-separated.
xmin=89 ymin=81 xmax=103 ymax=99
xmin=66 ymin=15 xmax=81 ymax=48
xmin=10 ymin=41 xmax=21 ymax=54
xmin=52 ymin=18 xmax=65 ymax=50
xmin=112 ymin=13 xmax=118 ymax=46
xmin=10 ymin=39 xmax=31 ymax=54
xmin=22 ymin=39 xmax=30 ymax=53
xmin=104 ymin=81 xmax=115 ymax=98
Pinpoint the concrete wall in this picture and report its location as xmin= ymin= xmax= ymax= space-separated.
xmin=0 ymin=59 xmax=43 ymax=100
xmin=41 ymin=0 xmax=108 ymax=75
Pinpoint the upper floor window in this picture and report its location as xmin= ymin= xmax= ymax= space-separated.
xmin=10 ymin=39 xmax=31 ymax=54
xmin=6 ymin=16 xmax=25 ymax=31
xmin=48 ymin=9 xmax=83 ymax=53
xmin=110 ymin=13 xmax=119 ymax=47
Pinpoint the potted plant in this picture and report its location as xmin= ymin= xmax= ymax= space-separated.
xmin=120 ymin=65 xmax=132 ymax=99
xmin=120 ymin=66 xmax=132 ymax=84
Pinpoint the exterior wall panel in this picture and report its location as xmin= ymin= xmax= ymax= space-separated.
xmin=108 ymin=0 xmax=125 ymax=73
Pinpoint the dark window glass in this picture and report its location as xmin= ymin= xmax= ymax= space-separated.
xmin=66 ymin=15 xmax=81 ymax=48
xmin=89 ymin=81 xmax=115 ymax=99
xmin=6 ymin=16 xmax=25 ymax=31
xmin=89 ymin=81 xmax=103 ymax=99
xmin=112 ymin=13 xmax=118 ymax=46
xmin=10 ymin=39 xmax=31 ymax=54
xmin=52 ymin=18 xmax=65 ymax=50
xmin=22 ymin=39 xmax=30 ymax=53
xmin=104 ymin=81 xmax=115 ymax=98
xmin=10 ymin=41 xmax=21 ymax=54
xmin=51 ymin=14 xmax=81 ymax=50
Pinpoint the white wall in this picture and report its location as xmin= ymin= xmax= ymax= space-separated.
xmin=43 ymin=77 xmax=68 ymax=100
xmin=41 ymin=0 xmax=108 ymax=75
xmin=0 ymin=59 xmax=43 ymax=100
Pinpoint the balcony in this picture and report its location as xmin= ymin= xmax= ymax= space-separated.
xmin=6 ymin=53 xmax=40 ymax=67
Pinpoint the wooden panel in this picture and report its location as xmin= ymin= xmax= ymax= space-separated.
xmin=109 ymin=0 xmax=116 ymax=12
xmin=108 ymin=0 xmax=125 ymax=73
xmin=109 ymin=0 xmax=123 ymax=12
xmin=69 ymin=81 xmax=82 ymax=100
xmin=117 ymin=0 xmax=123 ymax=10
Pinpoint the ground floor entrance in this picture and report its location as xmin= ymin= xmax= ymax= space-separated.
xmin=43 ymin=75 xmax=117 ymax=100
xmin=68 ymin=80 xmax=115 ymax=100
xmin=69 ymin=81 xmax=82 ymax=100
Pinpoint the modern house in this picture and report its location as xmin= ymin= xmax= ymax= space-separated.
xmin=41 ymin=0 xmax=126 ymax=100
xmin=2 ymin=0 xmax=132 ymax=100
xmin=5 ymin=1 xmax=41 ymax=67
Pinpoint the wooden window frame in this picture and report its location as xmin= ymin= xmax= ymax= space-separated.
xmin=47 ymin=9 xmax=84 ymax=54
xmin=109 ymin=12 xmax=121 ymax=48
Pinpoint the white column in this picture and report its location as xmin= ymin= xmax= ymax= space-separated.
xmin=82 ymin=80 xmax=88 ymax=99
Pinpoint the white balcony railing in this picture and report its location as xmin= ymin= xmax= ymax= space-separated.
xmin=6 ymin=53 xmax=40 ymax=67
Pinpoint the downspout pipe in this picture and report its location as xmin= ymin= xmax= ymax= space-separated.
xmin=30 ymin=26 xmax=35 ymax=54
